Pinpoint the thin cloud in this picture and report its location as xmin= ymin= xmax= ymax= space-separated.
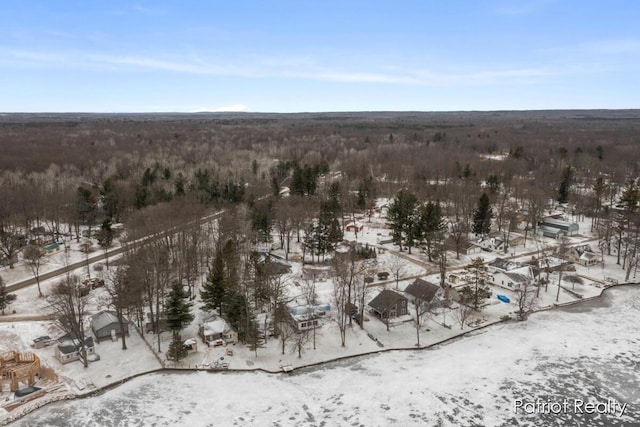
xmin=0 ymin=48 xmax=591 ymax=87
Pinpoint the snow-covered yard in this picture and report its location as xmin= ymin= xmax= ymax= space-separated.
xmin=13 ymin=285 xmax=640 ymax=427
xmin=0 ymin=208 xmax=636 ymax=425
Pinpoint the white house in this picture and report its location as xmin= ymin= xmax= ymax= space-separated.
xmin=490 ymin=266 xmax=536 ymax=290
xmin=199 ymin=318 xmax=237 ymax=346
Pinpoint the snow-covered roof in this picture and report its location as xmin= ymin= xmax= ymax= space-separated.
xmin=202 ymin=318 xmax=230 ymax=336
xmin=91 ymin=310 xmax=122 ymax=332
xmin=57 ymin=336 xmax=94 ymax=354
xmin=404 ymin=278 xmax=441 ymax=303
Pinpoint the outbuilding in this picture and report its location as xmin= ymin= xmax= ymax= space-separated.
xmin=91 ymin=310 xmax=129 ymax=342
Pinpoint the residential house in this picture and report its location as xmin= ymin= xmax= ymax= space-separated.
xmin=199 ymin=318 xmax=238 ymax=346
xmin=487 ymin=257 xmax=523 ymax=273
xmin=54 ymin=334 xmax=95 ymax=364
xmin=538 ymin=218 xmax=579 ymax=238
xmin=444 ymin=237 xmax=483 ymax=255
xmin=404 ymin=278 xmax=445 ymax=309
xmin=490 ymin=266 xmax=537 ymax=290
xmin=91 ymin=310 xmax=129 ymax=342
xmin=558 ymin=244 xmax=599 ymax=266
xmin=368 ymin=289 xmax=408 ymax=320
xmin=288 ymin=305 xmax=323 ymax=331
xmin=479 ymin=233 xmax=525 ymax=252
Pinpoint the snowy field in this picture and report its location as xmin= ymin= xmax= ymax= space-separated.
xmin=14 ymin=285 xmax=640 ymax=427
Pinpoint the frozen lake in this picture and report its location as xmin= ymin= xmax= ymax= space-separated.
xmin=16 ymin=286 xmax=640 ymax=426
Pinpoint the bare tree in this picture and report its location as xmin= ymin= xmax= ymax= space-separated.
xmin=412 ymin=297 xmax=432 ymax=346
xmin=276 ymin=304 xmax=295 ymax=355
xmin=105 ymin=266 xmax=141 ymax=350
xmin=0 ymin=221 xmax=23 ymax=269
xmin=333 ymin=250 xmax=365 ymax=345
xmin=302 ymin=278 xmax=318 ymax=350
xmin=449 ymin=222 xmax=469 ymax=260
xmin=389 ymin=255 xmax=406 ymax=290
xmin=23 ymin=244 xmax=46 ymax=297
xmin=515 ymin=280 xmax=538 ymax=320
xmin=290 ymin=328 xmax=310 ymax=358
xmin=332 ymin=265 xmax=350 ymax=347
xmin=455 ymin=302 xmax=473 ymax=330
xmin=80 ymin=240 xmax=92 ymax=279
xmin=352 ymin=258 xmax=376 ymax=330
xmin=48 ymin=275 xmax=89 ymax=368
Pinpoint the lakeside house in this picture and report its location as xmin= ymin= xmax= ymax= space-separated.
xmin=404 ymin=278 xmax=446 ymax=309
xmin=54 ymin=334 xmax=95 ymax=365
xmin=199 ymin=318 xmax=238 ymax=346
xmin=368 ymin=289 xmax=408 ymax=320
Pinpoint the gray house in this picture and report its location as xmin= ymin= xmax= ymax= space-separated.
xmin=404 ymin=278 xmax=445 ymax=309
xmin=91 ymin=310 xmax=129 ymax=342
xmin=538 ymin=218 xmax=579 ymax=238
xmin=368 ymin=289 xmax=408 ymax=320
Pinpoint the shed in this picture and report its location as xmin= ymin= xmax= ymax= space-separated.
xmin=91 ymin=310 xmax=129 ymax=342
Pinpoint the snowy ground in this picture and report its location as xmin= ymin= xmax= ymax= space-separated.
xmin=1 ymin=211 xmax=636 ymax=425
xmin=13 ymin=285 xmax=640 ymax=427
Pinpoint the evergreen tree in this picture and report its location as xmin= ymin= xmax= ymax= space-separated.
xmin=0 ymin=275 xmax=15 ymax=315
xmin=165 ymin=281 xmax=194 ymax=363
xmin=101 ymin=177 xmax=124 ymax=221
xmin=165 ymin=281 xmax=195 ymax=335
xmin=200 ymin=251 xmax=228 ymax=313
xmin=252 ymin=200 xmax=273 ymax=243
xmin=225 ymin=290 xmax=259 ymax=343
xmin=97 ymin=218 xmax=115 ymax=268
xmin=486 ymin=174 xmax=500 ymax=193
xmin=472 ymin=193 xmax=493 ymax=236
xmin=557 ymin=165 xmax=573 ymax=204
xmin=356 ymin=175 xmax=376 ymax=209
xmin=290 ymin=165 xmax=305 ymax=196
xmin=166 ymin=333 xmax=188 ymax=363
xmin=388 ymin=190 xmax=419 ymax=253
xmin=314 ymin=200 xmax=343 ymax=259
xmin=174 ymin=172 xmax=186 ymax=196
xmin=419 ymin=202 xmax=445 ymax=261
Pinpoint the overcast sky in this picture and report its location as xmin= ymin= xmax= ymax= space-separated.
xmin=1 ymin=1 xmax=638 ymax=113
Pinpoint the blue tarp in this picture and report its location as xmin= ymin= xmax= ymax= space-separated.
xmin=497 ymin=295 xmax=510 ymax=303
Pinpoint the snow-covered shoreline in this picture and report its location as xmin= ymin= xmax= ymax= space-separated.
xmin=4 ymin=281 xmax=637 ymax=426
xmin=12 ymin=283 xmax=640 ymax=426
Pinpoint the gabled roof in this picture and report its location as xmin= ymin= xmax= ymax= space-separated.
xmin=404 ymin=278 xmax=441 ymax=303
xmin=57 ymin=336 xmax=94 ymax=354
xmin=502 ymin=272 xmax=531 ymax=283
xmin=368 ymin=289 xmax=407 ymax=313
xmin=488 ymin=257 xmax=521 ymax=271
xmin=202 ymin=318 xmax=231 ymax=336
xmin=91 ymin=310 xmax=123 ymax=331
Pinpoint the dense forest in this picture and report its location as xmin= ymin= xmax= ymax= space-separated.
xmin=1 ymin=110 xmax=639 ymax=352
